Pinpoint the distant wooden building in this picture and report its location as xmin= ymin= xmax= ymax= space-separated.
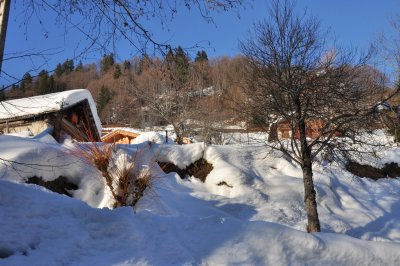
xmin=181 ymin=137 xmax=193 ymax=144
xmin=101 ymin=129 xmax=193 ymax=144
xmin=268 ymin=119 xmax=330 ymax=141
xmin=0 ymin=89 xmax=101 ymax=142
xmin=101 ymin=129 xmax=140 ymax=144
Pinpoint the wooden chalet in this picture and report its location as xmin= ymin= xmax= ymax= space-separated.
xmin=101 ymin=129 xmax=193 ymax=144
xmin=268 ymin=119 xmax=330 ymax=141
xmin=0 ymin=89 xmax=101 ymax=142
xmin=181 ymin=137 xmax=192 ymax=144
xmin=101 ymin=129 xmax=140 ymax=144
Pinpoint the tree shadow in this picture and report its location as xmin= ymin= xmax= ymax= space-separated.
xmin=130 ymin=175 xmax=259 ymax=265
xmin=345 ymin=200 xmax=400 ymax=242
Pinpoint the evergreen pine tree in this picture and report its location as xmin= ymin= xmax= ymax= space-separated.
xmin=165 ymin=49 xmax=175 ymax=65
xmin=100 ymin=54 xmax=115 ymax=72
xmin=20 ymin=72 xmax=33 ymax=91
xmin=48 ymin=76 xmax=56 ymax=93
xmin=113 ymin=64 xmax=122 ymax=79
xmin=63 ymin=59 xmax=74 ymax=73
xmin=36 ymin=70 xmax=50 ymax=95
xmin=174 ymin=46 xmax=190 ymax=87
xmin=195 ymin=50 xmax=208 ymax=62
xmin=96 ymin=85 xmax=113 ymax=116
xmin=75 ymin=60 xmax=83 ymax=71
xmin=23 ymin=72 xmax=32 ymax=84
xmin=55 ymin=63 xmax=64 ymax=77
xmin=194 ymin=50 xmax=210 ymax=89
xmin=195 ymin=51 xmax=202 ymax=62
xmin=123 ymin=60 xmax=131 ymax=70
xmin=55 ymin=80 xmax=67 ymax=92
xmin=201 ymin=51 xmax=208 ymax=61
xmin=0 ymin=87 xmax=5 ymax=101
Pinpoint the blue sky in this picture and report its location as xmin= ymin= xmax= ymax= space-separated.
xmin=2 ymin=0 xmax=400 ymax=87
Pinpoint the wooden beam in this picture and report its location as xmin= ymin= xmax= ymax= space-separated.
xmin=81 ymin=99 xmax=100 ymax=141
xmin=61 ymin=118 xmax=89 ymax=142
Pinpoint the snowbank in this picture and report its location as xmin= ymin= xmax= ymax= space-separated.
xmin=0 ymin=134 xmax=106 ymax=207
xmin=154 ymin=142 xmax=205 ymax=169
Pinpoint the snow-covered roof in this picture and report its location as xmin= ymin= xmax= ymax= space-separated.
xmin=0 ymin=89 xmax=102 ymax=134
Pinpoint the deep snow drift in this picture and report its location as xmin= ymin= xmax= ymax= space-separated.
xmin=1 ymin=132 xmax=400 ymax=265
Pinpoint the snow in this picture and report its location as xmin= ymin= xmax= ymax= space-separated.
xmin=188 ymin=86 xmax=215 ymax=97
xmin=0 ymin=89 xmax=102 ymax=136
xmin=1 ymin=131 xmax=400 ymax=265
xmin=130 ymin=131 xmax=170 ymax=145
xmin=0 ymin=134 xmax=106 ymax=208
xmin=154 ymin=142 xmax=205 ymax=169
xmin=103 ymin=127 xmax=177 ymax=144
xmin=2 ymin=178 xmax=399 ymax=266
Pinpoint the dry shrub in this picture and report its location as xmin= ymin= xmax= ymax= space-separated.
xmin=130 ymin=164 xmax=152 ymax=207
xmin=74 ymin=142 xmax=118 ymax=201
xmin=111 ymin=152 xmax=153 ymax=208
xmin=73 ymin=141 xmax=155 ymax=208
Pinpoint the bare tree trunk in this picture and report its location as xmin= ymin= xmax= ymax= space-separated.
xmin=299 ymin=116 xmax=321 ymax=233
xmin=0 ymin=0 xmax=11 ymax=74
xmin=302 ymin=157 xmax=320 ymax=233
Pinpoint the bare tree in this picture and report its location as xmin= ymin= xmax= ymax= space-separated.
xmin=132 ymin=53 xmax=194 ymax=144
xmin=377 ymin=14 xmax=400 ymax=80
xmin=1 ymin=0 xmax=246 ymax=90
xmin=18 ymin=0 xmax=245 ymax=53
xmin=378 ymin=100 xmax=400 ymax=143
xmin=241 ymin=0 xmax=399 ymax=233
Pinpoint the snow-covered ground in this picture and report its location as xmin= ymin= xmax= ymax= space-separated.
xmin=1 ymin=131 xmax=400 ymax=265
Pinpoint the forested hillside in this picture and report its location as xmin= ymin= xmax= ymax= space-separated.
xmin=4 ymin=47 xmax=400 ymax=146
xmin=5 ymin=50 xmax=249 ymax=135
